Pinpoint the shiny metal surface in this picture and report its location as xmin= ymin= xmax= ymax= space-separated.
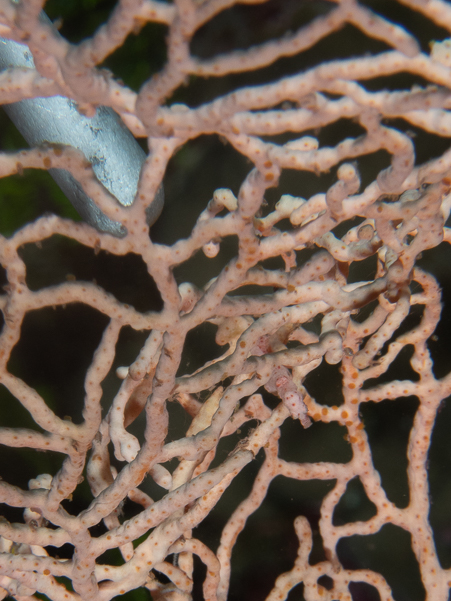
xmin=0 ymin=20 xmax=163 ymax=236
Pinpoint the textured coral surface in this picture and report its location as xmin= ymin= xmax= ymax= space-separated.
xmin=1 ymin=1 xmax=451 ymax=600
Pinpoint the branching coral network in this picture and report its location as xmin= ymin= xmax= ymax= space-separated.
xmin=1 ymin=0 xmax=451 ymax=600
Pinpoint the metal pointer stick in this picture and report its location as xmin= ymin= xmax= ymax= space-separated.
xmin=0 ymin=10 xmax=163 ymax=237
